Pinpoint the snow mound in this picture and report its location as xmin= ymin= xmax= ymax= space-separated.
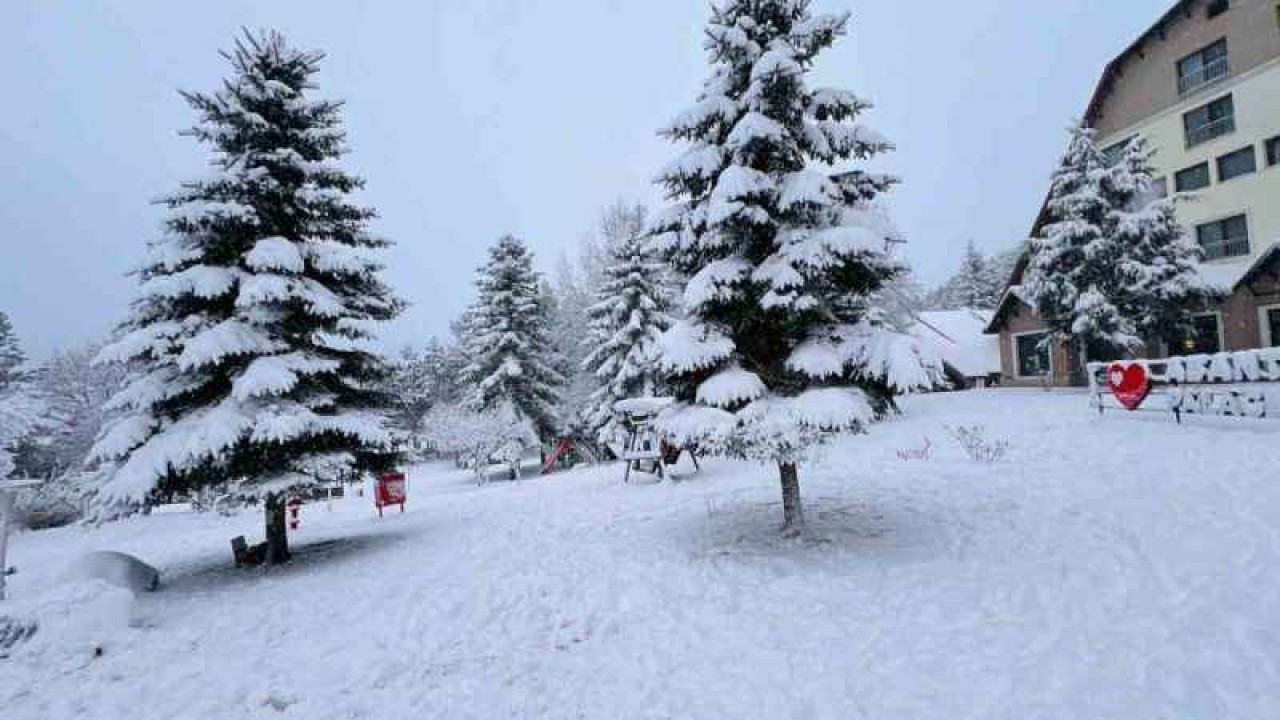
xmin=613 ymin=397 xmax=675 ymax=417
xmin=6 ymin=579 xmax=137 ymax=662
xmin=64 ymin=551 xmax=160 ymax=593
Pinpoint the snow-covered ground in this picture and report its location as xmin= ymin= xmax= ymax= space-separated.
xmin=3 ymin=390 xmax=1279 ymax=719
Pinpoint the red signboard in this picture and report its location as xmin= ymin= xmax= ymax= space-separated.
xmin=1107 ymin=362 xmax=1152 ymax=411
xmin=375 ymin=472 xmax=406 ymax=516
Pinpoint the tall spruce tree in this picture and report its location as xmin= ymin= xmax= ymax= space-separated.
xmin=1026 ymin=127 xmax=1217 ymax=361
xmin=0 ymin=314 xmax=34 ymax=478
xmin=1110 ymin=137 xmax=1219 ymax=346
xmin=651 ymin=1 xmax=940 ymax=534
xmin=1025 ymin=126 xmax=1140 ymax=360
xmin=581 ymin=210 xmax=673 ymax=445
xmin=0 ymin=311 xmax=25 ymax=391
xmin=91 ymin=31 xmax=403 ymax=564
xmin=460 ymin=235 xmax=563 ymax=440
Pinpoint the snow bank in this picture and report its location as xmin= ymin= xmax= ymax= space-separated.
xmin=64 ymin=551 xmax=160 ymax=593
xmin=5 ymin=392 xmax=1280 ymax=719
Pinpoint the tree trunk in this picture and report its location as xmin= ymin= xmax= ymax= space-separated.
xmin=778 ymin=461 xmax=804 ymax=537
xmin=264 ymin=493 xmax=290 ymax=565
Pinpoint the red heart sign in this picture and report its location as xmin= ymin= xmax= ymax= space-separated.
xmin=1107 ymin=362 xmax=1151 ymax=411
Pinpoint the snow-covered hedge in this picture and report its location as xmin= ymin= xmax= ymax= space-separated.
xmin=420 ymin=402 xmax=537 ymax=481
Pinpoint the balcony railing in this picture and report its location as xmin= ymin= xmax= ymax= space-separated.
xmin=1201 ymin=235 xmax=1250 ymax=260
xmin=1178 ymin=57 xmax=1230 ymax=96
xmin=1186 ymin=113 xmax=1236 ymax=148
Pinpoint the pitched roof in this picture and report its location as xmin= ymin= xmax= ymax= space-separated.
xmin=984 ymin=285 xmax=1030 ymax=334
xmin=911 ymin=309 xmax=1002 ymax=377
xmin=1081 ymin=1 xmax=1202 ymax=130
xmin=1229 ymin=240 xmax=1280 ymax=290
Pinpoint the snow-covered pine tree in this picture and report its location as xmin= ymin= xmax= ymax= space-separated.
xmin=18 ymin=344 xmax=125 ymax=479
xmin=991 ymin=246 xmax=1021 ymax=294
xmin=384 ymin=340 xmax=458 ymax=440
xmin=1024 ymin=125 xmax=1141 ymax=360
xmin=460 ymin=235 xmax=563 ymax=440
xmin=650 ymin=1 xmax=941 ymax=534
xmin=1109 ymin=137 xmax=1219 ymax=346
xmin=90 ymin=31 xmax=403 ymax=564
xmin=932 ymin=240 xmax=1002 ymax=310
xmin=581 ymin=206 xmax=673 ymax=445
xmin=546 ymin=254 xmax=595 ymax=433
xmin=0 ymin=317 xmax=36 ymax=479
xmin=0 ymin=311 xmax=25 ymax=391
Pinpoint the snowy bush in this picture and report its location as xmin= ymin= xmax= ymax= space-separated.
xmin=896 ymin=438 xmax=933 ymax=461
xmin=420 ymin=402 xmax=537 ymax=482
xmin=946 ymin=425 xmax=1009 ymax=463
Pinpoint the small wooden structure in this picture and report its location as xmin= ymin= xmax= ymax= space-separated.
xmin=613 ymin=398 xmax=700 ymax=483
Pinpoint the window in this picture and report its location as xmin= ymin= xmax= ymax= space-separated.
xmin=1266 ymin=136 xmax=1280 ymax=167
xmin=1196 ymin=214 xmax=1250 ymax=260
xmin=1207 ymin=0 xmax=1229 ymax=19
xmin=1179 ymin=314 xmax=1223 ymax=355
xmin=1131 ymin=177 xmax=1170 ymax=210
xmin=1178 ymin=38 xmax=1229 ymax=95
xmin=1260 ymin=306 xmax=1280 ymax=347
xmin=1101 ymin=138 xmax=1132 ymax=166
xmin=1014 ymin=332 xmax=1051 ymax=378
xmin=1175 ymin=162 xmax=1211 ymax=192
xmin=1216 ymin=146 xmax=1257 ymax=181
xmin=1184 ymin=95 xmax=1235 ymax=147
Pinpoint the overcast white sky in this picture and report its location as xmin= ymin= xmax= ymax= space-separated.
xmin=0 ymin=0 xmax=1173 ymax=359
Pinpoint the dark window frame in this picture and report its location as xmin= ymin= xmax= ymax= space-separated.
xmin=1177 ymin=38 xmax=1230 ymax=95
xmin=1175 ymin=162 xmax=1212 ymax=192
xmin=1182 ymin=313 xmax=1224 ymax=355
xmin=1195 ymin=214 xmax=1251 ymax=260
xmin=1183 ymin=94 xmax=1236 ymax=147
xmin=1266 ymin=136 xmax=1280 ymax=167
xmin=1216 ymin=145 xmax=1257 ymax=182
xmin=1263 ymin=305 xmax=1280 ymax=348
xmin=1014 ymin=332 xmax=1052 ymax=379
xmin=1101 ymin=138 xmax=1133 ymax=166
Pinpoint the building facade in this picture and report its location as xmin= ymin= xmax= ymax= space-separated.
xmin=988 ymin=0 xmax=1280 ymax=386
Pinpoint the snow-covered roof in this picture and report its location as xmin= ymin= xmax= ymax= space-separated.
xmin=909 ymin=309 xmax=1001 ymax=378
xmin=1196 ymin=261 xmax=1252 ymax=293
xmin=1215 ymin=240 xmax=1280 ymax=292
xmin=613 ymin=397 xmax=675 ymax=417
xmin=985 ymin=285 xmax=1028 ymax=333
